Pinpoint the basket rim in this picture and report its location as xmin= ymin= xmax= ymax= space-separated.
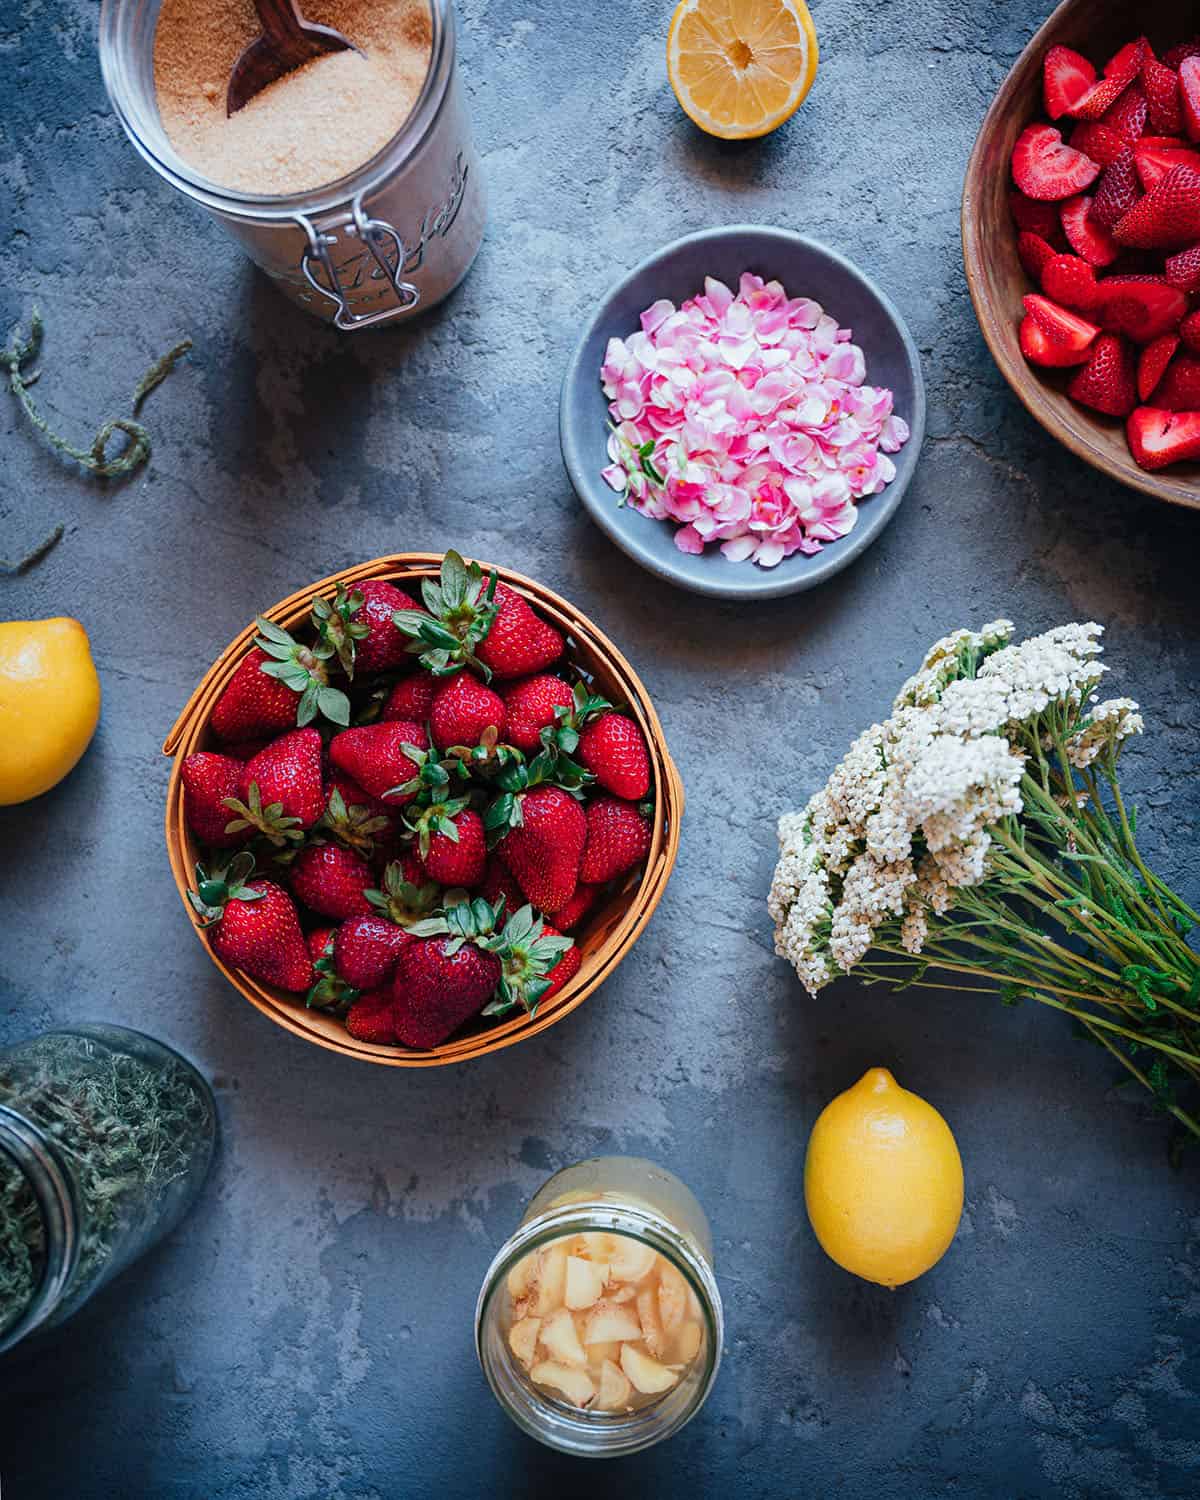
xmin=163 ymin=554 xmax=683 ymax=1067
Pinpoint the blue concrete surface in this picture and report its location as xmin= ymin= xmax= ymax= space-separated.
xmin=1 ymin=1 xmax=1198 ymax=1496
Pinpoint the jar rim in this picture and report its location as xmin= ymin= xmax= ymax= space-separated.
xmin=98 ymin=0 xmax=453 ymax=220
xmin=474 ymin=1199 xmax=724 ymax=1457
xmin=0 ymin=1107 xmax=80 ymax=1357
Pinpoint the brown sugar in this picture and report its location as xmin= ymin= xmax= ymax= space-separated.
xmin=153 ymin=0 xmax=433 ymax=196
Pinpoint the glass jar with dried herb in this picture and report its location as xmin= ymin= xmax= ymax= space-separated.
xmin=0 ymin=1024 xmax=217 ymax=1354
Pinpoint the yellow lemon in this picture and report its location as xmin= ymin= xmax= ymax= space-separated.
xmin=805 ymin=1067 xmax=963 ymax=1289
xmin=667 ymin=0 xmax=819 ymax=141
xmin=0 ymin=618 xmax=101 ymax=805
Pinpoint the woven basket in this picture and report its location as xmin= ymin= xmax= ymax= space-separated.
xmin=163 ymin=555 xmax=683 ymax=1067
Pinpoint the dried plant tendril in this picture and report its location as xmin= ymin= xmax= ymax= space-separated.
xmin=0 ymin=1031 xmax=213 ymax=1338
xmin=0 ymin=306 xmax=192 ymax=480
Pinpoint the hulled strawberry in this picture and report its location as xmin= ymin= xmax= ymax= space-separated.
xmin=381 ymin=671 xmax=439 ymax=724
xmin=289 ymin=843 xmax=375 ymax=920
xmin=334 ymin=915 xmax=412 ymax=990
xmin=1165 ymin=243 xmax=1200 ymax=291
xmin=189 ymin=853 xmax=313 ymax=992
xmin=1043 ymin=45 xmax=1095 ymax=120
xmin=222 ymin=728 xmax=326 ymax=848
xmin=1143 ymin=57 xmax=1183 ymax=136
xmin=577 ymin=713 xmax=651 ymax=801
xmin=1127 ymin=406 xmax=1200 ymax=468
xmin=1090 ymin=148 xmax=1142 ymax=229
xmin=501 ymin=675 xmax=575 ymax=752
xmin=1067 ymin=333 xmax=1138 ymax=415
xmin=181 ymin=751 xmax=245 ymax=847
xmin=1017 ymin=230 xmax=1059 ymax=282
xmin=1145 ymin=350 xmax=1200 ymax=408
xmin=1113 ymin=163 xmax=1200 ymax=248
xmin=498 ymin=786 xmax=587 ymax=914
xmin=1137 ymin=333 xmax=1181 ymax=400
xmin=579 ymin=797 xmax=653 ymax=884
xmin=392 ymin=898 xmax=504 ymax=1048
xmin=345 ymin=989 xmax=398 ymax=1045
xmin=430 ymin=672 xmax=506 ymax=751
xmin=328 ymin=720 xmax=429 ymax=803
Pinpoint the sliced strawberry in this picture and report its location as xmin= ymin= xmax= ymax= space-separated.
xmin=1012 ymin=124 xmax=1101 ymax=200
xmin=1146 ymin=350 xmax=1200 ymax=408
xmin=1089 ymin=148 xmax=1142 ymax=229
xmin=1041 ymin=253 xmax=1100 ymax=309
xmin=1017 ymin=230 xmax=1058 ymax=282
xmin=1044 ymin=44 xmax=1096 ymax=120
xmin=1180 ymin=308 xmax=1200 ymax=352
xmin=1022 ymin=293 xmax=1101 ymax=353
xmin=1182 ymin=57 xmax=1200 ymax=143
xmin=1060 ymin=194 xmax=1120 ymax=264
xmin=1095 ymin=276 xmax=1189 ymax=342
xmin=1068 ymin=122 xmax=1128 ymax=168
xmin=1019 ymin=314 xmax=1094 ymax=368
xmin=1137 ymin=334 xmax=1181 ymax=401
xmin=1113 ymin=164 xmax=1200 ymax=247
xmin=1067 ymin=333 xmax=1138 ymax=416
xmin=1105 ymin=38 xmax=1150 ymax=81
xmin=1067 ymin=73 xmax=1135 ymax=123
xmin=1163 ymin=40 xmax=1200 ymax=71
xmin=1133 ymin=138 xmax=1200 ymax=191
xmin=1126 ymin=406 xmax=1200 ymax=469
xmin=1165 ymin=243 xmax=1200 ymax=292
xmin=1102 ymin=82 xmax=1148 ymax=143
xmin=1142 ymin=57 xmax=1183 ymax=136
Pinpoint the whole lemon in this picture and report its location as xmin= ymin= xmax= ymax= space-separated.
xmin=0 ymin=618 xmax=101 ymax=805
xmin=805 ymin=1067 xmax=963 ymax=1289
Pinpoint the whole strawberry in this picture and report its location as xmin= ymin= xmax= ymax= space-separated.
xmin=430 ymin=673 xmax=505 ymax=751
xmin=307 ymin=926 xmax=337 ymax=964
xmin=502 ymin=675 xmax=574 ymax=752
xmin=551 ymin=884 xmax=599 ymax=932
xmin=382 ymin=671 xmax=439 ymax=724
xmin=500 ymin=786 xmax=587 ymax=914
xmin=328 ymin=720 xmax=428 ymax=803
xmin=540 ymin=924 xmax=582 ymax=1001
xmin=225 ymin=729 xmax=326 ymax=847
xmin=334 ymin=915 xmax=411 ymax=990
xmin=190 ymin=854 xmax=313 ymax=992
xmin=578 ymin=713 xmax=651 ymax=801
xmin=335 ymin=579 xmax=424 ymax=676
xmin=290 ymin=843 xmax=375 ymax=920
xmin=392 ymin=899 xmax=504 ymax=1048
xmin=487 ymin=905 xmax=576 ymax=1016
xmin=181 ymin=752 xmax=245 ymax=847
xmin=419 ymin=807 xmax=487 ymax=888
xmin=479 ymin=853 xmax=523 ymax=912
xmin=579 ymin=797 xmax=652 ymax=884
xmin=476 ymin=582 xmax=564 ymax=680
xmin=345 ymin=989 xmax=398 ymax=1045
xmin=211 ymin=647 xmax=306 ymax=742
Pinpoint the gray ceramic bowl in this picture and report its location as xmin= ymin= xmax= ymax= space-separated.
xmin=559 ymin=225 xmax=926 ymax=601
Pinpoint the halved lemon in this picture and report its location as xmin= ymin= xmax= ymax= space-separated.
xmin=667 ymin=0 xmax=819 ymax=140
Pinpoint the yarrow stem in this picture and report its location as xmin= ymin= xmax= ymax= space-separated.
xmin=769 ymin=620 xmax=1200 ymax=1145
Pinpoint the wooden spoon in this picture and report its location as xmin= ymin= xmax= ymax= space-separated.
xmin=227 ymin=0 xmax=359 ymax=116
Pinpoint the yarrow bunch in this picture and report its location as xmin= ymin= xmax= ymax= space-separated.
xmin=599 ymin=273 xmax=909 ymax=567
xmin=769 ymin=620 xmax=1200 ymax=1145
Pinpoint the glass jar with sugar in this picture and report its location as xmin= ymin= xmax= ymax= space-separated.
xmin=100 ymin=0 xmax=484 ymax=330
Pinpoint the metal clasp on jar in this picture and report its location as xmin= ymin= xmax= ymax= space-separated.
xmin=298 ymin=195 xmax=420 ymax=331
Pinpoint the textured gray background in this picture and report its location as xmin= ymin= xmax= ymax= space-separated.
xmin=2 ymin=0 xmax=1199 ymax=1496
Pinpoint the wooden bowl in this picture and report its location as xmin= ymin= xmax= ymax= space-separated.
xmin=962 ymin=0 xmax=1200 ymax=509
xmin=163 ymin=555 xmax=683 ymax=1067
